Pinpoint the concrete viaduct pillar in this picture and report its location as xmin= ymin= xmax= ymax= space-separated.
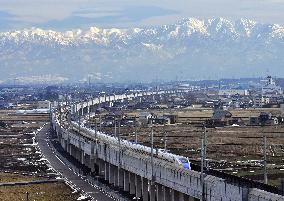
xmin=104 ymin=162 xmax=109 ymax=181
xmin=73 ymin=146 xmax=78 ymax=161
xmin=179 ymin=192 xmax=186 ymax=201
xmin=75 ymin=147 xmax=80 ymax=162
xmin=70 ymin=144 xmax=74 ymax=158
xmin=118 ymin=168 xmax=124 ymax=188
xmin=172 ymin=190 xmax=180 ymax=201
xmin=97 ymin=159 xmax=105 ymax=176
xmin=76 ymin=148 xmax=80 ymax=162
xmin=156 ymin=183 xmax=164 ymax=201
xmin=149 ymin=183 xmax=156 ymax=201
xmin=164 ymin=186 xmax=171 ymax=201
xmin=80 ymin=151 xmax=84 ymax=165
xmin=89 ymin=156 xmax=95 ymax=172
xmin=63 ymin=139 xmax=67 ymax=152
xmin=83 ymin=154 xmax=91 ymax=169
xmin=123 ymin=170 xmax=130 ymax=192
xmin=114 ymin=166 xmax=119 ymax=187
xmin=73 ymin=146 xmax=78 ymax=160
xmin=142 ymin=178 xmax=149 ymax=201
xmin=67 ymin=138 xmax=71 ymax=154
xmin=109 ymin=164 xmax=115 ymax=185
xmin=129 ymin=172 xmax=136 ymax=195
xmin=135 ymin=175 xmax=142 ymax=199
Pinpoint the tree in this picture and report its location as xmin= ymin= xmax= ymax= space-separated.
xmin=0 ymin=121 xmax=7 ymax=128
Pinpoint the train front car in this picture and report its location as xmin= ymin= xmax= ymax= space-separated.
xmin=177 ymin=157 xmax=191 ymax=170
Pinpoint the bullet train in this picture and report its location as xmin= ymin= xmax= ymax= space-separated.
xmin=53 ymin=97 xmax=191 ymax=170
xmin=66 ymin=119 xmax=191 ymax=170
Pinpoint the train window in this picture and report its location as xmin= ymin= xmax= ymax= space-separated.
xmin=179 ymin=157 xmax=188 ymax=163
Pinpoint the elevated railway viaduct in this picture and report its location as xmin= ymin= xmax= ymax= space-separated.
xmin=51 ymin=91 xmax=284 ymax=201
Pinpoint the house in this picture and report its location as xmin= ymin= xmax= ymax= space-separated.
xmin=262 ymin=76 xmax=283 ymax=96
xmin=151 ymin=116 xmax=171 ymax=125
xmin=38 ymin=100 xmax=51 ymax=109
xmin=212 ymin=110 xmax=232 ymax=120
xmin=249 ymin=112 xmax=280 ymax=126
xmin=207 ymin=110 xmax=237 ymax=127
xmin=218 ymin=89 xmax=248 ymax=96
xmin=102 ymin=112 xmax=124 ymax=127
xmin=163 ymin=114 xmax=178 ymax=124
xmin=139 ymin=112 xmax=153 ymax=126
xmin=253 ymin=96 xmax=270 ymax=107
xmin=121 ymin=115 xmax=137 ymax=127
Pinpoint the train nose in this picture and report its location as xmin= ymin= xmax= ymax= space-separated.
xmin=182 ymin=163 xmax=189 ymax=169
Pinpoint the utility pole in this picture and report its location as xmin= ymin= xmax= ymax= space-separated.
xmin=134 ymin=122 xmax=138 ymax=144
xmin=150 ymin=119 xmax=155 ymax=183
xmin=65 ymin=93 xmax=68 ymax=107
xmin=204 ymin=126 xmax=208 ymax=170
xmin=98 ymin=96 xmax=102 ymax=132
xmin=94 ymin=117 xmax=98 ymax=162
xmin=118 ymin=116 xmax=121 ymax=137
xmin=26 ymin=192 xmax=29 ymax=201
xmin=59 ymin=102 xmax=62 ymax=126
xmin=114 ymin=117 xmax=117 ymax=137
xmin=117 ymin=118 xmax=122 ymax=187
xmin=261 ymin=121 xmax=268 ymax=185
xmin=88 ymin=100 xmax=90 ymax=122
xmin=263 ymin=135 xmax=268 ymax=184
xmin=200 ymin=124 xmax=207 ymax=201
xmin=99 ymin=114 xmax=102 ymax=132
xmin=118 ymin=118 xmax=121 ymax=162
xmin=91 ymin=97 xmax=94 ymax=115
xmin=163 ymin=123 xmax=167 ymax=151
xmin=49 ymin=101 xmax=53 ymax=130
xmin=95 ymin=118 xmax=97 ymax=135
xmin=78 ymin=105 xmax=81 ymax=133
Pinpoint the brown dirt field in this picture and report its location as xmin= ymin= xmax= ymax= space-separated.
xmin=0 ymin=111 xmax=52 ymax=176
xmin=0 ymin=109 xmax=78 ymax=201
xmin=100 ymin=108 xmax=284 ymax=186
xmin=0 ymin=181 xmax=78 ymax=201
xmin=0 ymin=173 xmax=43 ymax=183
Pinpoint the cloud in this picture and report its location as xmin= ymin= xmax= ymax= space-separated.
xmin=0 ymin=10 xmax=22 ymax=30
xmin=39 ymin=6 xmax=179 ymax=29
xmin=0 ymin=0 xmax=92 ymax=23
xmin=1 ymin=0 xmax=284 ymax=31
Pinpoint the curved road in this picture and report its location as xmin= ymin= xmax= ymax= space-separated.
xmin=36 ymin=123 xmax=116 ymax=201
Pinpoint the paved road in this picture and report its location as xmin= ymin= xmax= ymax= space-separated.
xmin=36 ymin=123 xmax=116 ymax=201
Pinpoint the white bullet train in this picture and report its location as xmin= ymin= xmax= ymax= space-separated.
xmin=68 ymin=120 xmax=191 ymax=170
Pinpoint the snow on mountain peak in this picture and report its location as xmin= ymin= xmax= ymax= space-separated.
xmin=89 ymin=26 xmax=101 ymax=34
xmin=270 ymin=24 xmax=284 ymax=38
xmin=181 ymin=18 xmax=207 ymax=36
xmin=1 ymin=17 xmax=284 ymax=82
xmin=1 ymin=17 xmax=284 ymax=47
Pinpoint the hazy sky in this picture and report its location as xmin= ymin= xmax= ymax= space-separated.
xmin=1 ymin=0 xmax=284 ymax=31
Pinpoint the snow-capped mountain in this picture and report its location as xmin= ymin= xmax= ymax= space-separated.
xmin=1 ymin=17 xmax=284 ymax=83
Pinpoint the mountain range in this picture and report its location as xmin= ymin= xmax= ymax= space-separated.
xmin=1 ymin=18 xmax=284 ymax=83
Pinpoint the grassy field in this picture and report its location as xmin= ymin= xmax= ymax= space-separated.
xmin=0 ymin=173 xmax=43 ymax=183
xmin=0 ymin=182 xmax=78 ymax=201
xmin=0 ymin=173 xmax=79 ymax=201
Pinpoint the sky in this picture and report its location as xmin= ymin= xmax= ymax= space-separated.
xmin=1 ymin=0 xmax=284 ymax=31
